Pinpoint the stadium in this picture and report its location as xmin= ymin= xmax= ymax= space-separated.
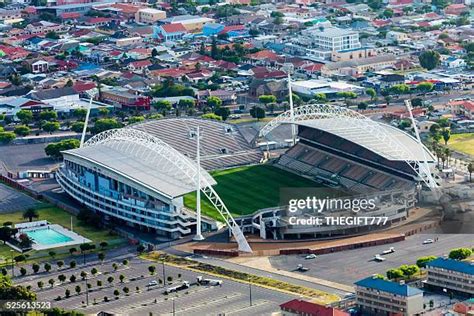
xmin=56 ymin=105 xmax=438 ymax=252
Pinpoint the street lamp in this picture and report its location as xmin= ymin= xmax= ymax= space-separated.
xmin=248 ymin=276 xmax=253 ymax=307
xmin=10 ymin=250 xmax=14 ymax=277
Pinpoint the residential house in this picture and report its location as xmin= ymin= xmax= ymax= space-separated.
xmin=442 ymin=56 xmax=466 ymax=68
xmin=444 ymin=3 xmax=468 ymax=15
xmin=249 ymin=79 xmax=288 ymax=100
xmin=450 ymin=100 xmax=474 ymax=119
xmin=127 ymin=60 xmax=152 ymax=73
xmin=153 ymin=23 xmax=187 ymax=41
xmin=101 ymin=86 xmax=151 ymax=110
xmin=161 ymin=15 xmax=215 ymax=33
xmin=135 ymin=8 xmax=166 ymax=24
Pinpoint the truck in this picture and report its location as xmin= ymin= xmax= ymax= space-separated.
xmin=196 ymin=276 xmax=223 ymax=286
xmin=164 ymin=281 xmax=190 ymax=294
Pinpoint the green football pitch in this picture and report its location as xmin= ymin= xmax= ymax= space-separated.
xmin=183 ymin=164 xmax=336 ymax=221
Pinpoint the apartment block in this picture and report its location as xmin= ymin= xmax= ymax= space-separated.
xmin=425 ymin=257 xmax=474 ymax=297
xmin=355 ymin=276 xmax=424 ymax=316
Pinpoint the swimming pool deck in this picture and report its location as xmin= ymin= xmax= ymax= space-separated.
xmin=22 ymin=224 xmax=91 ymax=251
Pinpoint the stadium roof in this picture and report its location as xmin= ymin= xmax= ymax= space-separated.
xmin=427 ymin=258 xmax=474 ymax=275
xmin=355 ymin=277 xmax=423 ymax=297
xmin=290 ymin=119 xmax=435 ymax=162
xmin=63 ymin=134 xmax=216 ymax=199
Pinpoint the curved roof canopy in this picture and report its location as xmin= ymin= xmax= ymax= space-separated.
xmin=64 ymin=128 xmax=216 ymax=199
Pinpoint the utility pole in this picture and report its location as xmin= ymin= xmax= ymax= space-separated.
xmin=284 ymin=63 xmax=296 ymax=145
xmin=172 ymin=298 xmax=176 ymax=316
xmin=84 ymin=278 xmax=89 ymax=306
xmin=193 ymin=126 xmax=204 ymax=241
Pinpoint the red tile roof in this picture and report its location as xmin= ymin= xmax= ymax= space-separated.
xmin=161 ymin=23 xmax=187 ymax=33
xmin=130 ymin=59 xmax=152 ymax=68
xmin=449 ymin=100 xmax=474 ymax=111
xmin=86 ymin=17 xmax=111 ymax=24
xmin=61 ymin=12 xmax=80 ymax=19
xmin=303 ymin=63 xmax=324 ymax=72
xmin=246 ymin=49 xmax=279 ymax=61
xmin=220 ymin=24 xmax=246 ymax=34
xmin=280 ymin=300 xmax=350 ymax=316
xmin=72 ymin=82 xmax=96 ymax=93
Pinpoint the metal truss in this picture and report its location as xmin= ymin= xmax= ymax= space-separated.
xmin=85 ymin=128 xmax=252 ymax=252
xmin=258 ymin=104 xmax=437 ymax=189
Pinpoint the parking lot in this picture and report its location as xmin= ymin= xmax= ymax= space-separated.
xmin=0 ymin=183 xmax=41 ymax=213
xmin=0 ymin=143 xmax=58 ymax=174
xmin=269 ymin=233 xmax=474 ymax=286
xmin=19 ymin=256 xmax=296 ymax=315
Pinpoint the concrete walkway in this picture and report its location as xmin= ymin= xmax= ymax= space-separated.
xmin=230 ymin=256 xmax=354 ymax=293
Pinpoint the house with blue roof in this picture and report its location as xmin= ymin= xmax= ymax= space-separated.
xmin=355 ymin=276 xmax=424 ymax=316
xmin=202 ymin=23 xmax=224 ymax=37
xmin=425 ymin=257 xmax=474 ymax=297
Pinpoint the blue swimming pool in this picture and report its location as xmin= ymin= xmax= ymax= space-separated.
xmin=26 ymin=228 xmax=73 ymax=245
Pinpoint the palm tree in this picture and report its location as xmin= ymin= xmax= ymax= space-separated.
xmin=444 ymin=148 xmax=451 ymax=167
xmin=23 ymin=208 xmax=39 ymax=222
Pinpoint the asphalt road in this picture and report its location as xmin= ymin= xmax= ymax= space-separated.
xmin=0 ymin=183 xmax=41 ymax=213
xmin=18 ymin=255 xmax=297 ymax=316
xmin=269 ymin=233 xmax=474 ymax=286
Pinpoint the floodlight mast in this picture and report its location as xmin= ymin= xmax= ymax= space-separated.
xmin=283 ymin=63 xmax=297 ymax=145
xmin=193 ymin=126 xmax=204 ymax=241
xmin=80 ymin=89 xmax=98 ymax=148
xmin=404 ymin=100 xmax=439 ymax=193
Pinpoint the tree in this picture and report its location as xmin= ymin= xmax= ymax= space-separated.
xmin=441 ymin=129 xmax=450 ymax=145
xmin=97 ymin=280 xmax=102 ymax=287
xmin=119 ymin=274 xmax=125 ymax=283
xmin=366 ymin=88 xmax=376 ymax=101
xmin=112 ymin=263 xmax=118 ymax=271
xmin=0 ymin=226 xmax=16 ymax=244
xmin=128 ymin=116 xmax=145 ymax=125
xmin=214 ymin=107 xmax=230 ymax=121
xmin=0 ymin=132 xmax=15 ymax=144
xmin=48 ymin=251 xmax=56 ymax=259
xmin=70 ymin=260 xmax=76 ymax=269
xmin=137 ymin=244 xmax=145 ymax=254
xmin=48 ymin=278 xmax=55 ymax=288
xmin=23 ymin=208 xmax=39 ymax=222
xmin=37 ymin=281 xmax=44 ymax=290
xmin=58 ymin=274 xmax=66 ymax=283
xmin=336 ymin=91 xmax=358 ymax=105
xmin=207 ymin=96 xmax=223 ymax=109
xmin=91 ymin=268 xmax=98 ymax=276
xmin=42 ymin=121 xmax=60 ymax=134
xmin=148 ymin=265 xmax=156 ymax=275
xmin=400 ymin=264 xmax=420 ymax=277
xmin=123 ymin=286 xmax=129 ymax=295
xmin=419 ymin=50 xmax=441 ymax=70
xmin=20 ymin=267 xmax=27 ymax=276
xmin=65 ymin=289 xmax=70 ymax=298
xmin=69 ymin=275 xmax=76 ymax=283
xmin=449 ymin=248 xmax=472 ymax=260
xmin=57 ymin=260 xmax=64 ymax=269
xmin=152 ymin=100 xmax=172 ymax=115
xmin=122 ymin=259 xmax=128 ymax=267
xmin=45 ymin=139 xmax=80 ymax=159
xmin=416 ymin=256 xmax=437 ymax=268
xmin=258 ymin=95 xmax=277 ymax=106
xmin=390 ymin=84 xmax=410 ymax=95
xmin=381 ymin=8 xmax=393 ymax=18
xmin=107 ymin=276 xmax=114 ymax=285
xmin=92 ymin=118 xmax=121 ymax=134
xmin=14 ymin=125 xmax=30 ymax=137
xmin=358 ymin=102 xmax=368 ymax=110
xmin=69 ymin=248 xmax=77 ymax=255
xmin=98 ymin=252 xmax=105 ymax=263
xmin=71 ymin=121 xmax=84 ymax=133
xmin=16 ymin=110 xmax=33 ymax=125
xmin=40 ymin=110 xmax=58 ymax=121
xmin=386 ymin=268 xmax=404 ymax=280
xmin=250 ymin=106 xmax=265 ymax=121
xmin=99 ymin=107 xmax=109 ymax=117
xmin=201 ymin=113 xmax=222 ymax=121
xmin=75 ymin=285 xmax=81 ymax=295
xmin=416 ymin=82 xmax=434 ymax=95
xmin=313 ymin=93 xmax=326 ymax=102
xmin=99 ymin=241 xmax=108 ymax=249
xmin=113 ymin=289 xmax=119 ymax=297
xmin=45 ymin=31 xmax=59 ymax=39
xmin=44 ymin=263 xmax=51 ymax=273
xmin=0 ymin=274 xmax=36 ymax=300
xmin=32 ymin=263 xmax=40 ymax=274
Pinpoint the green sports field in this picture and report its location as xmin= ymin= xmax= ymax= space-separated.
xmin=447 ymin=133 xmax=474 ymax=156
xmin=184 ymin=164 xmax=338 ymax=221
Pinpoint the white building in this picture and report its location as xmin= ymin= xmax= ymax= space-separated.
xmin=294 ymin=26 xmax=361 ymax=60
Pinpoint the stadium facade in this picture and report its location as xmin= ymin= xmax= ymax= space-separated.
xmin=56 ymin=120 xmax=256 ymax=251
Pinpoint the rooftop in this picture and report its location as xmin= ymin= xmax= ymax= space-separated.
xmin=355 ymin=277 xmax=423 ymax=297
xmin=427 ymin=258 xmax=474 ymax=275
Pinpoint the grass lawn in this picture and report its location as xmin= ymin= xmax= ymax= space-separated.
xmin=0 ymin=206 xmax=125 ymax=262
xmin=447 ymin=133 xmax=474 ymax=156
xmin=184 ymin=164 xmax=337 ymax=221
